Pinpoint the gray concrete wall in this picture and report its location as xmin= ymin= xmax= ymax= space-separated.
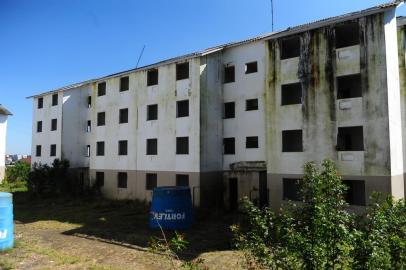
xmin=89 ymin=169 xmax=200 ymax=205
xmin=398 ymin=21 xmax=406 ymax=198
xmin=0 ymin=166 xmax=5 ymax=183
xmin=199 ymin=52 xmax=223 ymax=172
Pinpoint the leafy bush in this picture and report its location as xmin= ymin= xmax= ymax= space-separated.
xmin=4 ymin=161 xmax=30 ymax=183
xmin=27 ymin=159 xmax=95 ymax=196
xmin=232 ymin=159 xmax=406 ymax=270
xmin=0 ymin=181 xmax=28 ymax=193
xmin=354 ymin=193 xmax=406 ymax=269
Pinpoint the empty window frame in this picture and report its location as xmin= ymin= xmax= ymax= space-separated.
xmin=335 ymin=22 xmax=360 ymax=48
xmin=283 ymin=178 xmax=302 ymax=201
xmin=245 ymin=61 xmax=258 ymax=74
xmin=224 ymin=65 xmax=235 ymax=83
xmin=176 ymin=137 xmax=189 ymax=155
xmin=246 ymin=99 xmax=258 ymax=111
xmin=120 ymin=76 xmax=129 ymax=92
xmin=176 ymin=62 xmax=189 ymax=80
xmin=87 ymin=96 xmax=92 ymax=108
xmin=343 ymin=180 xmax=366 ymax=206
xmin=52 ymin=94 xmax=58 ymax=106
xmin=246 ymin=136 xmax=259 ymax=148
xmin=281 ymin=82 xmax=302 ymax=105
xmin=280 ymin=36 xmax=300 ymax=59
xmin=98 ymin=82 xmax=106 ymax=96
xmin=176 ymin=100 xmax=189 ymax=117
xmin=37 ymin=121 xmax=42 ymax=133
xmin=337 ymin=74 xmax=362 ymax=99
xmin=147 ymin=104 xmax=158 ymax=121
xmin=223 ymin=137 xmax=235 ymax=155
xmin=51 ymin=119 xmax=57 ymax=131
xmin=224 ymin=102 xmax=235 ymax=119
xmin=147 ymin=69 xmax=158 ymax=86
xmin=337 ymin=126 xmax=364 ymax=151
xmin=117 ymin=172 xmax=127 ymax=188
xmin=95 ymin=171 xmax=104 ymax=187
xmin=119 ymin=108 xmax=128 ymax=124
xmin=118 ymin=140 xmax=128 ymax=155
xmin=50 ymin=144 xmax=56 ymax=157
xmin=146 ymin=138 xmax=158 ymax=155
xmin=146 ymin=173 xmax=157 ymax=190
xmin=96 ymin=141 xmax=105 ymax=156
xmin=282 ymin=130 xmax=303 ymax=152
xmin=36 ymin=145 xmax=41 ymax=157
xmin=176 ymin=174 xmax=189 ymax=187
xmin=86 ymin=120 xmax=91 ymax=133
xmin=86 ymin=145 xmax=90 ymax=157
xmin=97 ymin=112 xmax=105 ymax=126
xmin=38 ymin=97 xmax=43 ymax=109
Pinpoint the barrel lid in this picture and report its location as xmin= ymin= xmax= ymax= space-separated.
xmin=0 ymin=192 xmax=12 ymax=205
xmin=0 ymin=192 xmax=12 ymax=198
xmin=153 ymin=186 xmax=191 ymax=196
xmin=154 ymin=186 xmax=190 ymax=191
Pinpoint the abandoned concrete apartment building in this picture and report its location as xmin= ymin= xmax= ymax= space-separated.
xmin=29 ymin=2 xmax=406 ymax=209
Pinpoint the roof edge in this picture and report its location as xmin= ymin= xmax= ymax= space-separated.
xmin=0 ymin=105 xmax=12 ymax=116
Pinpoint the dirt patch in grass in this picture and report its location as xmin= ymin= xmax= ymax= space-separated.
xmin=1 ymin=193 xmax=243 ymax=270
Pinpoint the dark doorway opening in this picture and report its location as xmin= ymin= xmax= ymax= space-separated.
xmin=229 ymin=178 xmax=238 ymax=211
xmin=259 ymin=172 xmax=268 ymax=208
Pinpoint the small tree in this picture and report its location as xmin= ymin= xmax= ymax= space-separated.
xmin=297 ymin=160 xmax=356 ymax=269
xmin=233 ymin=160 xmax=406 ymax=269
xmin=232 ymin=160 xmax=358 ymax=269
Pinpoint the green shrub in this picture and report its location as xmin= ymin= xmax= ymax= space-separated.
xmin=353 ymin=193 xmax=406 ymax=270
xmin=4 ymin=161 xmax=30 ymax=183
xmin=232 ymin=159 xmax=406 ymax=270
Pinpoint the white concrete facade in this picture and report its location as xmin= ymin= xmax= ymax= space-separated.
xmin=29 ymin=3 xmax=406 ymax=208
xmin=0 ymin=105 xmax=12 ymax=182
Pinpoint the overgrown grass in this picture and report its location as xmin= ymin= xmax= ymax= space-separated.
xmin=0 ymin=181 xmax=28 ymax=193
xmin=0 ymin=258 xmax=14 ymax=270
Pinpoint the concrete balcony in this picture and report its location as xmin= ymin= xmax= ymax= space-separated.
xmin=336 ymin=97 xmax=363 ymax=126
xmin=337 ymin=151 xmax=365 ymax=175
xmin=336 ymin=45 xmax=360 ymax=77
xmin=280 ymin=57 xmax=299 ymax=83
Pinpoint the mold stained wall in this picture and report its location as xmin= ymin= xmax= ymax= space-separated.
xmin=266 ymin=28 xmax=336 ymax=175
xmin=266 ymin=11 xmax=402 ymax=189
xmin=0 ymin=114 xmax=8 ymax=181
xmin=31 ymin=93 xmax=63 ymax=165
xmin=222 ymin=41 xmax=267 ymax=171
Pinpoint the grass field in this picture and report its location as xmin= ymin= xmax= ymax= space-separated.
xmin=0 ymin=192 xmax=243 ymax=270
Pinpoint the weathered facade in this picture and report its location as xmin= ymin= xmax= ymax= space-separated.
xmin=0 ymin=105 xmax=12 ymax=183
xmin=29 ymin=1 xmax=406 ymax=209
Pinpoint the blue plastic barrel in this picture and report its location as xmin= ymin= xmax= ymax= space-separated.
xmin=0 ymin=192 xmax=13 ymax=251
xmin=149 ymin=186 xmax=193 ymax=230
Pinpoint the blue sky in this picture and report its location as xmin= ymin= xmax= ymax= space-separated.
xmin=1 ymin=0 xmax=405 ymax=155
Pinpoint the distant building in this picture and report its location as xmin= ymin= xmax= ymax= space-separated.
xmin=20 ymin=156 xmax=31 ymax=165
xmin=0 ymin=105 xmax=12 ymax=182
xmin=28 ymin=1 xmax=406 ymax=209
